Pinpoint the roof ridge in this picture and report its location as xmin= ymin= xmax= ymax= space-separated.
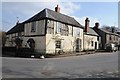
xmin=46 ymin=8 xmax=75 ymax=19
xmin=99 ymin=28 xmax=119 ymax=35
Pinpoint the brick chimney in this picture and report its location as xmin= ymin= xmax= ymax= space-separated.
xmin=55 ymin=5 xmax=60 ymax=13
xmin=94 ymin=22 xmax=99 ymax=29
xmin=84 ymin=17 xmax=90 ymax=32
xmin=111 ymin=27 xmax=115 ymax=33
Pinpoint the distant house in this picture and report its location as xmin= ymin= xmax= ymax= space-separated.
xmin=93 ymin=23 xmax=119 ymax=50
xmin=5 ymin=5 xmax=84 ymax=54
xmin=101 ymin=26 xmax=120 ymax=33
xmin=83 ymin=18 xmax=99 ymax=50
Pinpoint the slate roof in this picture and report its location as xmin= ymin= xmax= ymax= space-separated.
xmin=6 ymin=23 xmax=24 ymax=35
xmin=97 ymin=28 xmax=119 ymax=36
xmin=24 ymin=8 xmax=84 ymax=29
xmin=84 ymin=27 xmax=99 ymax=36
xmin=7 ymin=8 xmax=84 ymax=35
xmin=89 ymin=27 xmax=99 ymax=36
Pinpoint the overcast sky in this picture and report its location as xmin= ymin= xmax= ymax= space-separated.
xmin=1 ymin=1 xmax=119 ymax=32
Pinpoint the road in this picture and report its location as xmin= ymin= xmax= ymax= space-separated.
xmin=2 ymin=52 xmax=119 ymax=78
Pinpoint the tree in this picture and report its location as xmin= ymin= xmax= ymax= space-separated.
xmin=14 ymin=38 xmax=23 ymax=48
xmin=1 ymin=31 xmax=7 ymax=47
xmin=68 ymin=37 xmax=77 ymax=53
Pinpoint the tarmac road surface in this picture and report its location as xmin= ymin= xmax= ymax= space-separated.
xmin=2 ymin=51 xmax=119 ymax=78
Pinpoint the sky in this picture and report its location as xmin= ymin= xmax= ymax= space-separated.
xmin=1 ymin=1 xmax=119 ymax=32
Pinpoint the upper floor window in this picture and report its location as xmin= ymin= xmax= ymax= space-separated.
xmin=57 ymin=22 xmax=62 ymax=33
xmin=61 ymin=24 xmax=69 ymax=36
xmin=69 ymin=26 xmax=73 ymax=36
xmin=47 ymin=20 xmax=54 ymax=34
xmin=56 ymin=22 xmax=69 ymax=36
xmin=109 ymin=35 xmax=112 ymax=40
xmin=76 ymin=29 xmax=80 ymax=36
xmin=73 ymin=28 xmax=80 ymax=37
xmin=114 ymin=36 xmax=116 ymax=40
xmin=31 ymin=22 xmax=36 ymax=32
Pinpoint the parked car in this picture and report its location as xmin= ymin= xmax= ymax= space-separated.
xmin=106 ymin=44 xmax=117 ymax=52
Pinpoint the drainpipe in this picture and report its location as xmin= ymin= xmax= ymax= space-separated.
xmin=83 ymin=31 xmax=84 ymax=51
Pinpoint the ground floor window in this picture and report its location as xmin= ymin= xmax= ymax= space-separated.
xmin=56 ymin=40 xmax=61 ymax=48
xmin=91 ymin=41 xmax=94 ymax=47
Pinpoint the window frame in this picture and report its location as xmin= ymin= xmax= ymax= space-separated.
xmin=61 ymin=24 xmax=69 ymax=36
xmin=56 ymin=40 xmax=61 ymax=48
xmin=109 ymin=35 xmax=112 ymax=40
xmin=47 ymin=20 xmax=54 ymax=34
xmin=91 ymin=41 xmax=94 ymax=47
xmin=57 ymin=22 xmax=62 ymax=33
xmin=31 ymin=21 xmax=36 ymax=32
xmin=76 ymin=29 xmax=80 ymax=36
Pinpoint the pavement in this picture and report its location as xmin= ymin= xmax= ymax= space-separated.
xmin=2 ymin=51 xmax=119 ymax=78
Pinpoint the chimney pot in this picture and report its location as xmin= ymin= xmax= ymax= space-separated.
xmin=55 ymin=5 xmax=60 ymax=13
xmin=111 ymin=27 xmax=115 ymax=33
xmin=95 ymin=22 xmax=99 ymax=29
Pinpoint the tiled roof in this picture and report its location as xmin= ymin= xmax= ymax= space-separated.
xmin=24 ymin=8 xmax=84 ymax=29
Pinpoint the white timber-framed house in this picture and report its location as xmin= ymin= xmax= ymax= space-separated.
xmin=5 ymin=5 xmax=84 ymax=54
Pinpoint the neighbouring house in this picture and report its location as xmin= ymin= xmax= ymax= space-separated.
xmin=101 ymin=26 xmax=120 ymax=33
xmin=93 ymin=23 xmax=119 ymax=50
xmin=5 ymin=5 xmax=84 ymax=55
xmin=83 ymin=18 xmax=99 ymax=51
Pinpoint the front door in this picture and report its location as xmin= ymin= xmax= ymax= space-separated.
xmin=76 ymin=38 xmax=81 ymax=52
xmin=95 ymin=42 xmax=97 ymax=49
xmin=27 ymin=38 xmax=35 ymax=49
